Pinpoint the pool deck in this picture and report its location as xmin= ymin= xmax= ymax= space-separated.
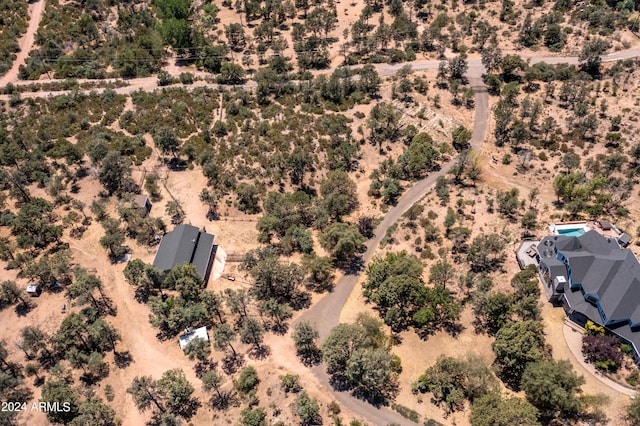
xmin=550 ymin=221 xmax=621 ymax=239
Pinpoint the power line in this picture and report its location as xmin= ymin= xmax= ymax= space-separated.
xmin=22 ymin=40 xmax=335 ymax=65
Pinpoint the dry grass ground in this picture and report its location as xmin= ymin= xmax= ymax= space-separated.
xmin=3 ymin=16 xmax=640 ymax=423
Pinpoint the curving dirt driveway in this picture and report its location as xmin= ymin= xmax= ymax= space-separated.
xmin=292 ymin=69 xmax=489 ymax=425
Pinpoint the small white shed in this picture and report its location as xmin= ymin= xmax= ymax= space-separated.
xmin=179 ymin=326 xmax=209 ymax=351
xmin=26 ymin=284 xmax=41 ymax=297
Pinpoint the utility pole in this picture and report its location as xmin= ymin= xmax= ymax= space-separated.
xmin=35 ymin=50 xmax=52 ymax=80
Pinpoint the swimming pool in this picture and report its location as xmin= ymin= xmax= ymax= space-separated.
xmin=550 ymin=222 xmax=591 ymax=237
xmin=557 ymin=228 xmax=586 ymax=237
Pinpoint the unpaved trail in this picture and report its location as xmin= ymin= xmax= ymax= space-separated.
xmin=0 ymin=0 xmax=46 ymax=87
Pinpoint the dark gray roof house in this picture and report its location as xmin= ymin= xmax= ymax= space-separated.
xmin=153 ymin=224 xmax=217 ymax=282
xmin=537 ymin=230 xmax=640 ymax=362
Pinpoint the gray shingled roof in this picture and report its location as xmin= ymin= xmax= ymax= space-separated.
xmin=540 ymin=230 xmax=640 ymax=328
xmin=152 ymin=224 xmax=216 ymax=280
xmin=192 ymin=232 xmax=215 ymax=279
xmin=564 ymin=282 xmax=640 ymax=356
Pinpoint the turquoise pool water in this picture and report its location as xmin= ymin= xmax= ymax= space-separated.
xmin=557 ymin=228 xmax=586 ymax=237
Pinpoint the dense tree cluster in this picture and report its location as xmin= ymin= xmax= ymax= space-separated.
xmin=412 ymin=354 xmax=497 ymax=414
xmin=0 ymin=292 xmax=123 ymax=426
xmin=293 ymin=391 xmax=322 ymax=425
xmin=521 ymin=359 xmax=585 ymax=419
xmin=473 ymin=267 xmax=541 ymax=334
xmin=363 ymin=251 xmax=461 ymax=334
xmin=397 ymin=133 xmax=441 ymax=180
xmin=19 ymin=2 xmax=163 ymax=79
xmin=11 ymin=0 xmax=627 ymax=82
xmin=0 ymin=280 xmax=32 ymax=313
xmin=2 ymin=2 xmax=637 ymax=421
xmin=322 ymin=314 xmax=400 ymax=403
xmin=293 ymin=321 xmax=322 ymax=366
xmin=553 ymin=171 xmax=631 ymax=219
xmin=145 ymin=263 xmax=225 ymax=337
xmin=466 ymin=233 xmax=506 ymax=272
xmin=481 ymin=48 xmax=636 ymax=221
xmin=319 ymin=222 xmax=366 ymax=262
xmin=2 ymin=267 xmax=123 ymax=419
xmin=12 ymin=197 xmax=62 ymax=250
xmin=470 ymin=391 xmax=540 ymax=426
xmin=41 ymin=378 xmax=118 ymax=426
xmin=241 ymin=247 xmax=307 ymax=310
xmin=125 ymin=258 xmax=287 ymax=365
xmin=68 ymin=268 xmax=116 ymax=316
xmin=492 ymin=320 xmax=549 ymax=389
xmin=127 ymin=368 xmax=198 ymax=422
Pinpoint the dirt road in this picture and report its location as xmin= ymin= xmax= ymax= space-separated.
xmin=0 ymin=0 xmax=46 ymax=87
xmin=4 ymin=43 xmax=640 ymax=99
xmin=294 ymin=70 xmax=489 ymax=425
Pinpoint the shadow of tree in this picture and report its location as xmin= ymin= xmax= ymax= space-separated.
xmin=443 ymin=321 xmax=464 ymax=338
xmin=100 ymin=296 xmax=117 ymax=316
xmin=248 ymin=345 xmax=271 ymax=360
xmin=298 ymin=348 xmax=323 ymax=367
xmin=305 ymin=280 xmax=335 ymax=294
xmin=328 ymin=374 xmax=352 ymax=392
xmin=114 ymin=351 xmax=133 ymax=368
xmin=340 ymin=256 xmax=365 ymax=275
xmin=270 ymin=322 xmax=289 ymax=335
xmin=79 ymin=363 xmax=110 ymax=386
xmin=194 ymin=360 xmax=217 ymax=379
xmin=15 ymin=301 xmax=36 ymax=317
xmin=209 ymin=390 xmax=240 ymax=411
xmin=133 ymin=288 xmax=156 ymax=304
xmin=155 ymin=329 xmax=176 ymax=342
xmin=174 ymin=397 xmax=201 ymax=419
xmin=416 ymin=320 xmax=464 ymax=341
xmin=167 ymin=158 xmax=187 ymax=171
xmin=221 ymin=354 xmax=244 ymax=375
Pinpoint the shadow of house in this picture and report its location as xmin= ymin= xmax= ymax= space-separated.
xmin=537 ymin=230 xmax=640 ymax=363
xmin=152 ymin=224 xmax=218 ymax=283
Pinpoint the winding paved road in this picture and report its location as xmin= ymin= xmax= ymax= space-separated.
xmin=3 ymin=3 xmax=640 ymax=424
